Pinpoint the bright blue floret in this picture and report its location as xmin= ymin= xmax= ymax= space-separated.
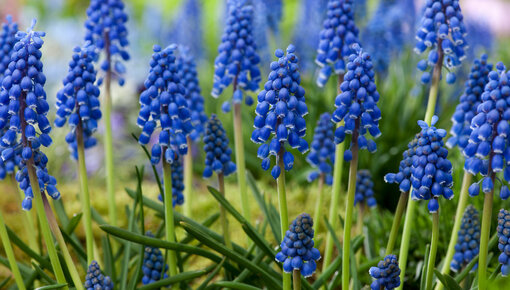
xmin=415 ymin=0 xmax=467 ymax=84
xmin=369 ymin=255 xmax=401 ymax=290
xmin=447 ymin=55 xmax=492 ymax=150
xmin=212 ymin=0 xmax=261 ymax=103
xmin=84 ymin=0 xmax=130 ymax=85
xmin=275 ymin=213 xmax=321 ymax=277
xmin=306 ymin=112 xmax=335 ymax=185
xmin=55 ymin=44 xmax=101 ymax=159
xmin=136 ymin=45 xmax=194 ymax=165
xmin=384 ymin=135 xmax=418 ymax=193
xmin=463 ymin=62 xmax=510 ymax=200
xmin=158 ymin=156 xmax=184 ymax=207
xmin=0 ymin=20 xmax=60 ymax=211
xmin=355 ymin=169 xmax=376 ymax=208
xmin=0 ymin=16 xmax=18 ymax=82
xmin=203 ymin=114 xmax=236 ymax=178
xmin=410 ymin=116 xmax=454 ymax=213
xmin=251 ymin=45 xmax=309 ymax=179
xmin=142 ymin=231 xmax=169 ymax=285
xmin=331 ymin=44 xmax=382 ymax=161
xmin=84 ymin=260 xmax=113 ymax=290
xmin=451 ymin=205 xmax=480 ymax=272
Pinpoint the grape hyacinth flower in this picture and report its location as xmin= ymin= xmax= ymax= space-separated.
xmin=170 ymin=0 xmax=203 ymax=59
xmin=0 ymin=16 xmax=18 ymax=81
xmin=415 ymin=0 xmax=467 ymax=84
xmin=315 ymin=0 xmax=360 ymax=87
xmin=157 ymin=156 xmax=184 ymax=207
xmin=332 ymin=44 xmax=382 ymax=161
xmin=369 ymin=255 xmax=401 ymax=290
xmin=384 ymin=135 xmax=419 ymax=193
xmin=447 ymin=55 xmax=492 ymax=150
xmin=142 ymin=231 xmax=169 ymax=285
xmin=306 ymin=112 xmax=335 ymax=185
xmin=203 ymin=114 xmax=236 ymax=178
xmin=275 ymin=213 xmax=321 ymax=277
xmin=251 ymin=45 xmax=309 ymax=179
xmin=450 ymin=205 xmax=480 ymax=272
xmin=84 ymin=261 xmax=114 ymax=290
xmin=497 ymin=209 xmax=510 ymax=276
xmin=354 ymin=169 xmax=376 ymax=208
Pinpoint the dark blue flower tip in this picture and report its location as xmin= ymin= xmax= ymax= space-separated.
xmin=203 ymin=114 xmax=236 ymax=178
xmin=275 ymin=213 xmax=321 ymax=277
xmin=142 ymin=231 xmax=169 ymax=285
xmin=354 ymin=170 xmax=376 ymax=208
xmin=305 ymin=113 xmax=335 ymax=183
xmin=450 ymin=205 xmax=480 ymax=272
xmin=369 ymin=255 xmax=401 ymax=290
xmin=84 ymin=261 xmax=114 ymax=290
xmin=497 ymin=209 xmax=510 ymax=276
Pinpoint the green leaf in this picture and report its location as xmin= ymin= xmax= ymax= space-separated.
xmin=434 ymin=270 xmax=462 ymax=290
xmin=247 ymin=172 xmax=281 ymax=241
xmin=65 ymin=212 xmax=83 ymax=234
xmin=0 ymin=278 xmax=10 ymax=289
xmin=323 ymin=215 xmax=342 ymax=251
xmin=31 ymin=262 xmax=57 ymax=285
xmin=120 ymin=196 xmax=139 ymax=290
xmin=132 ymin=133 xmax=164 ymax=196
xmin=59 ymin=225 xmax=87 ymax=263
xmin=455 ymin=233 xmax=497 ymax=283
xmin=211 ymin=281 xmax=261 ymax=290
xmin=101 ymin=235 xmax=115 ymax=281
xmin=350 ymin=241 xmax=361 ymax=290
xmin=179 ymin=213 xmax=220 ymax=245
xmin=196 ymin=258 xmax=226 ymax=290
xmin=420 ymin=244 xmax=430 ymax=290
xmin=137 ymin=269 xmax=209 ymax=290
xmin=5 ymin=226 xmax=51 ymax=269
xmin=35 ymin=283 xmax=68 ymax=290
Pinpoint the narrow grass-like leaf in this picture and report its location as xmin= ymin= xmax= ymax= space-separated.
xmin=35 ymin=284 xmax=68 ymax=290
xmin=323 ymin=215 xmax=342 ymax=251
xmin=120 ymin=201 xmax=138 ymax=290
xmin=197 ymin=258 xmax=226 ymax=290
xmin=180 ymin=213 xmax=220 ymax=245
xmin=350 ymin=241 xmax=361 ymax=290
xmin=31 ymin=262 xmax=56 ymax=285
xmin=0 ymin=254 xmax=33 ymax=277
xmin=59 ymin=226 xmax=87 ymax=262
xmin=489 ymin=264 xmax=501 ymax=281
xmin=102 ymin=235 xmax=115 ymax=281
xmin=420 ymin=244 xmax=430 ymax=290
xmin=434 ymin=270 xmax=462 ymax=290
xmin=247 ymin=172 xmax=280 ymax=241
xmin=132 ymin=133 xmax=164 ymax=196
xmin=53 ymin=199 xmax=70 ymax=230
xmin=91 ymin=207 xmax=108 ymax=225
xmin=211 ymin=281 xmax=261 ymax=290
xmin=65 ymin=213 xmax=83 ymax=235
xmin=0 ymin=278 xmax=10 ymax=289
xmin=6 ymin=226 xmax=51 ymax=269
xmin=137 ymin=269 xmax=209 ymax=290
xmin=455 ymin=233 xmax=497 ymax=282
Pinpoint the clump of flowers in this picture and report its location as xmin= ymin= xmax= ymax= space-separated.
xmin=332 ymin=44 xmax=382 ymax=161
xmin=251 ymin=45 xmax=308 ymax=179
xmin=55 ymin=44 xmax=101 ymax=159
xmin=203 ymin=114 xmax=236 ymax=178
xmin=498 ymin=209 xmax=510 ymax=276
xmin=415 ymin=0 xmax=468 ymax=84
xmin=369 ymin=255 xmax=401 ymax=290
xmin=306 ymin=112 xmax=335 ymax=185
xmin=275 ymin=213 xmax=321 ymax=277
xmin=84 ymin=261 xmax=113 ymax=289
xmin=354 ymin=169 xmax=376 ymax=208
xmin=451 ymin=205 xmax=480 ymax=272
xmin=447 ymin=55 xmax=492 ymax=150
xmin=384 ymin=135 xmax=419 ymax=193
xmin=315 ymin=0 xmax=360 ymax=87
xmin=142 ymin=231 xmax=169 ymax=285
xmin=0 ymin=15 xmax=18 ymax=80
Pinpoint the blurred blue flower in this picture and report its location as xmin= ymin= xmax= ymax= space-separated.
xmin=0 ymin=16 xmax=18 ymax=82
xmin=252 ymin=0 xmax=282 ymax=65
xmin=466 ymin=20 xmax=493 ymax=61
xmin=498 ymin=209 xmax=510 ymax=276
xmin=142 ymin=231 xmax=169 ymax=285
xmin=447 ymin=55 xmax=492 ymax=150
xmin=451 ymin=205 xmax=480 ymax=272
xmin=84 ymin=260 xmax=113 ymax=289
xmin=158 ymin=156 xmax=185 ymax=207
xmin=203 ymin=114 xmax=236 ymax=178
xmin=169 ymin=0 xmax=203 ymax=59
xmin=384 ymin=135 xmax=418 ymax=193
xmin=306 ymin=112 xmax=335 ymax=185
xmin=369 ymin=255 xmax=401 ymax=290
xmin=355 ymin=169 xmax=376 ymax=208
xmin=251 ymin=45 xmax=308 ymax=179
xmin=0 ymin=20 xmax=60 ymax=210
xmin=332 ymin=44 xmax=381 ymax=161
xmin=275 ymin=213 xmax=321 ymax=277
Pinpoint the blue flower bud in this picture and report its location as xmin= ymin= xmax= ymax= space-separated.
xmin=203 ymin=115 xmax=236 ymax=178
xmin=84 ymin=261 xmax=114 ymax=289
xmin=369 ymin=255 xmax=401 ymax=290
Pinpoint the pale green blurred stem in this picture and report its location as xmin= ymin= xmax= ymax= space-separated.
xmin=184 ymin=137 xmax=193 ymax=217
xmin=425 ymin=209 xmax=440 ymax=290
xmin=11 ymin=174 xmax=38 ymax=254
xmin=385 ymin=191 xmax=408 ymax=255
xmin=0 ymin=210 xmax=25 ymax=290
xmin=233 ymin=102 xmax=251 ymax=224
xmin=162 ymin=157 xmax=178 ymax=277
xmin=435 ymin=172 xmax=472 ymax=290
xmin=313 ymin=173 xmax=325 ymax=232
xmin=218 ymin=173 xmax=232 ymax=250
xmin=293 ymin=270 xmax=301 ymax=290
xmin=478 ymin=175 xmax=495 ymax=290
xmin=277 ymin=150 xmax=291 ymax=290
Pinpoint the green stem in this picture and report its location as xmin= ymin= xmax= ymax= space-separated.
xmin=435 ymin=172 xmax=472 ymax=290
xmin=277 ymin=150 xmax=291 ymax=290
xmin=313 ymin=174 xmax=325 ymax=232
xmin=0 ymin=210 xmax=26 ymax=290
xmin=385 ymin=191 xmax=409 ymax=255
xmin=162 ymin=157 xmax=178 ymax=277
xmin=218 ymin=173 xmax=232 ymax=250
xmin=184 ymin=136 xmax=193 ymax=217
xmin=396 ymin=194 xmax=417 ymax=290
xmin=424 ymin=39 xmax=443 ymax=125
xmin=293 ymin=270 xmax=301 ymax=290
xmin=76 ymin=120 xmax=94 ymax=265
xmin=11 ymin=174 xmax=39 ymax=255
xmin=233 ymin=102 xmax=251 ymax=224
xmin=478 ymin=183 xmax=494 ymax=290
xmin=426 ymin=209 xmax=440 ymax=290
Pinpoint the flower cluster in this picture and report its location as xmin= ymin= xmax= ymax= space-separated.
xmin=498 ymin=209 xmax=510 ymax=276
xmin=332 ymin=44 xmax=381 ymax=161
xmin=212 ymin=0 xmax=261 ymax=99
xmin=306 ymin=112 xmax=335 ymax=185
xmin=0 ymin=16 xmax=18 ymax=81
xmin=170 ymin=0 xmax=203 ymax=59
xmin=136 ymin=45 xmax=193 ymax=165
xmin=354 ymin=169 xmax=376 ymax=208
xmin=315 ymin=0 xmax=360 ymax=87
xmin=84 ymin=0 xmax=130 ymax=85
xmin=158 ymin=156 xmax=185 ymax=207
xmin=54 ymin=45 xmax=101 ymax=159
xmin=415 ymin=0 xmax=467 ymax=84
xmin=275 ymin=213 xmax=321 ymax=277
xmin=84 ymin=261 xmax=113 ymax=290
xmin=203 ymin=114 xmax=236 ymax=178
xmin=447 ymin=55 xmax=492 ymax=150
xmin=464 ymin=63 xmax=510 ymax=200
xmin=450 ymin=205 xmax=480 ymax=272
xmin=142 ymin=231 xmax=169 ymax=285
xmin=369 ymin=255 xmax=401 ymax=290
xmin=384 ymin=135 xmax=419 ymax=193
xmin=176 ymin=47 xmax=207 ymax=142
xmin=0 ymin=20 xmax=60 ymax=210
xmin=251 ymin=45 xmax=309 ymax=179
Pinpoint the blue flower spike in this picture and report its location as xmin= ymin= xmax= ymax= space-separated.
xmin=315 ymin=0 xmax=360 ymax=87
xmin=251 ymin=45 xmax=308 ymax=179
xmin=306 ymin=112 xmax=335 ymax=185
xmin=331 ymin=44 xmax=382 ymax=161
xmin=275 ymin=213 xmax=321 ymax=277
xmin=0 ymin=15 xmax=18 ymax=81
xmin=498 ymin=209 xmax=510 ymax=276
xmin=84 ymin=261 xmax=114 ymax=290
xmin=414 ymin=0 xmax=468 ymax=84
xmin=384 ymin=135 xmax=419 ymax=193
xmin=369 ymin=255 xmax=401 ymax=290
xmin=142 ymin=231 xmax=169 ymax=285
xmin=450 ymin=205 xmax=480 ymax=272
xmin=355 ymin=169 xmax=376 ymax=208
xmin=203 ymin=114 xmax=236 ymax=178
xmin=447 ymin=55 xmax=493 ymax=150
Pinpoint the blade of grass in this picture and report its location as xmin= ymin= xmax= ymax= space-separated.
xmin=179 ymin=213 xmax=220 ymax=244
xmin=247 ymin=172 xmax=280 ymax=241
xmin=120 ymin=203 xmax=138 ymax=290
xmin=6 ymin=226 xmax=51 ymax=269
xmin=34 ymin=284 xmax=68 ymax=290
xmin=196 ymin=258 xmax=227 ymax=290
xmin=434 ymin=270 xmax=462 ymax=290
xmin=102 ymin=235 xmax=115 ymax=281
xmin=455 ymin=234 xmax=497 ymax=283
xmin=137 ymin=269 xmax=210 ymax=290
xmin=211 ymin=281 xmax=261 ymax=290
xmin=31 ymin=262 xmax=57 ymax=285
xmin=64 ymin=213 xmax=83 ymax=235
xmin=421 ymin=244 xmax=430 ymax=290
xmin=350 ymin=242 xmax=361 ymax=290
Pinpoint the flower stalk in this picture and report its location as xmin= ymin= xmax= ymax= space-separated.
xmin=426 ymin=209 xmax=440 ymax=290
xmin=0 ymin=210 xmax=25 ymax=290
xmin=162 ymin=155 xmax=178 ymax=277
xmin=218 ymin=172 xmax=232 ymax=250
xmin=184 ymin=136 xmax=193 ymax=217
xmin=277 ymin=149 xmax=291 ymax=290
xmin=385 ymin=191 xmax=408 ymax=255
xmin=233 ymin=100 xmax=251 ymax=224
xmin=313 ymin=173 xmax=325 ymax=232
xmin=478 ymin=174 xmax=495 ymax=290
xmin=293 ymin=270 xmax=301 ymax=290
